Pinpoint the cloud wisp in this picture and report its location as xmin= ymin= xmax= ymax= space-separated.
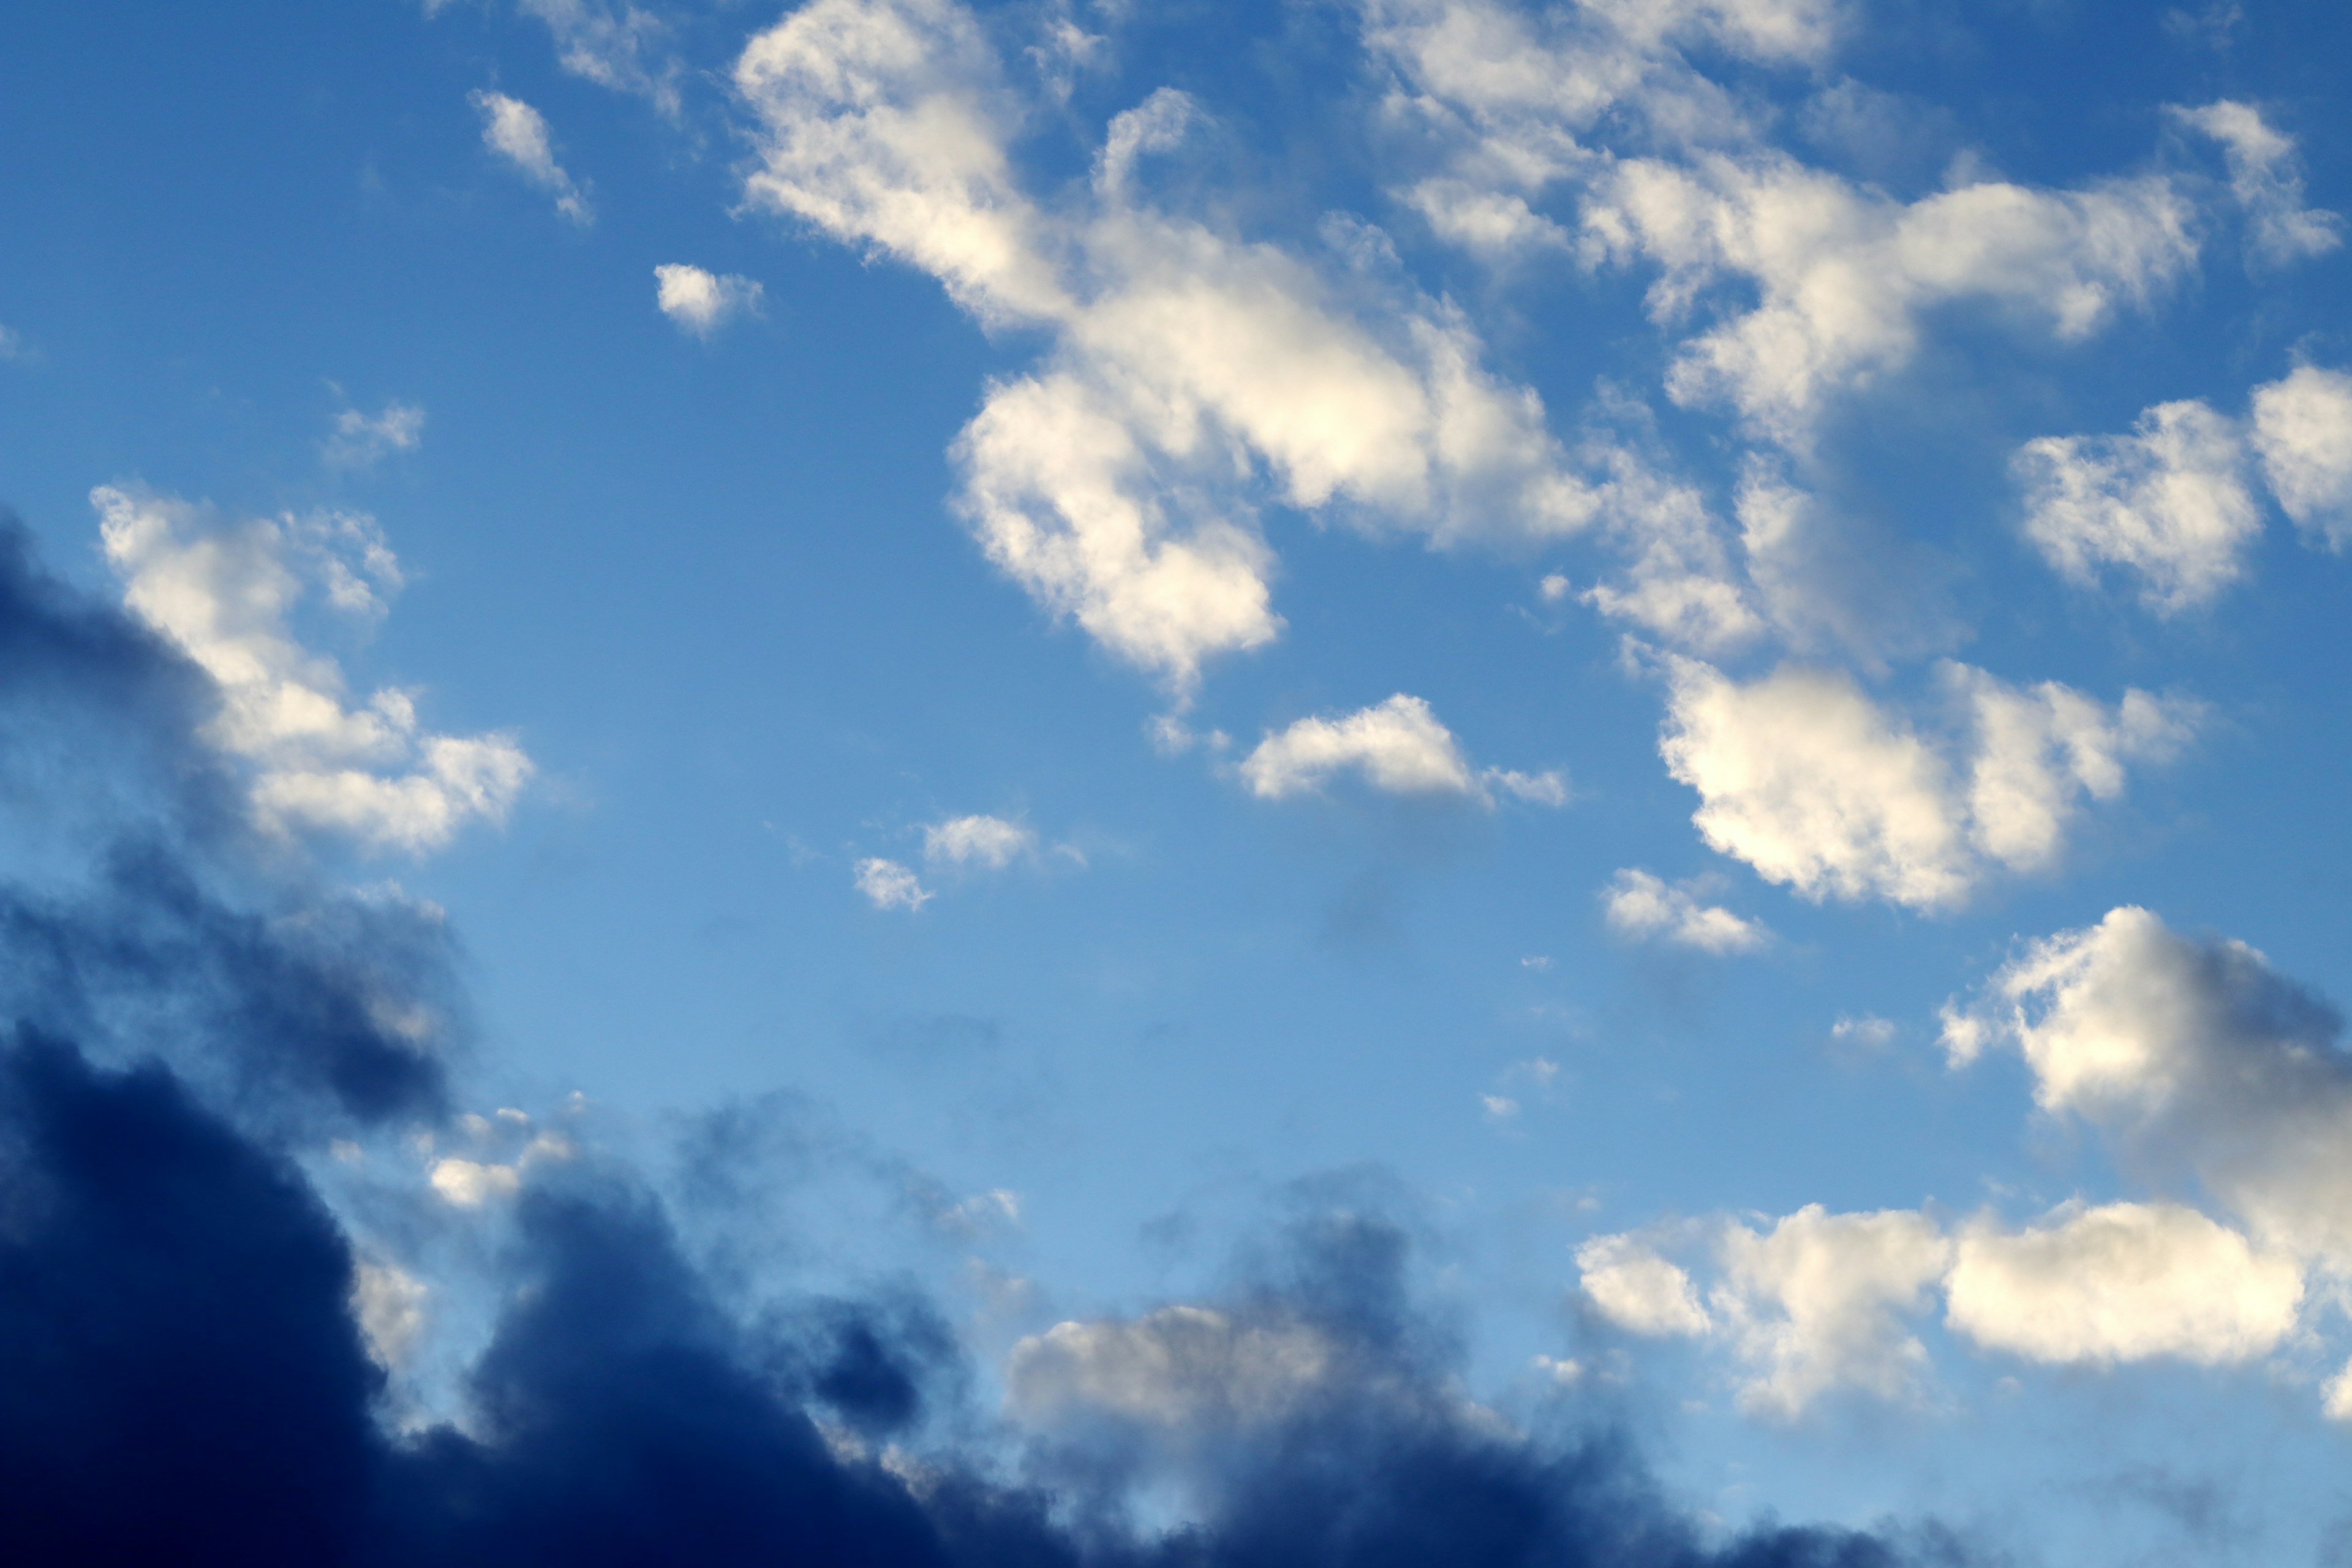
xmin=469 ymin=89 xmax=593 ymax=225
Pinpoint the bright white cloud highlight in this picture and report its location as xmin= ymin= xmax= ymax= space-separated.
xmin=323 ymin=401 xmax=426 ymax=470
xmin=1577 ymin=1234 xmax=1711 ymax=1336
xmin=2250 ymin=364 xmax=2352 ymax=548
xmin=350 ymin=1261 xmax=430 ymax=1369
xmin=92 ymin=484 xmax=532 ymax=854
xmin=734 ymin=0 xmax=1606 ymax=692
xmin=2015 ymin=399 xmax=2260 ymax=614
xmin=1601 ymin=869 xmax=1768 ymax=952
xmin=654 ymin=265 xmax=766 ymax=336
xmin=1946 ymin=1202 xmax=2301 ymax=1366
xmin=1659 ymin=657 xmax=2195 ymax=908
xmin=1237 ymin=694 xmax=1562 ymax=805
xmin=922 ymin=813 xmax=1035 ymax=869
xmin=854 ymin=856 xmax=932 ymax=911
xmin=469 ymin=90 xmax=592 ymax=224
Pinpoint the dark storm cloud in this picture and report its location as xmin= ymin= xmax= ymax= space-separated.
xmin=0 ymin=514 xmax=1964 ymax=1566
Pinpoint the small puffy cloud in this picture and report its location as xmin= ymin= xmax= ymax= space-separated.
xmin=2172 ymin=100 xmax=2342 ymax=266
xmin=854 ymin=856 xmax=931 ymax=911
xmin=1238 ymin=693 xmax=1561 ymax=806
xmin=1601 ymin=869 xmax=1769 ymax=952
xmin=1006 ymin=1305 xmax=1340 ymax=1438
xmin=922 ymin=813 xmax=1035 ymax=870
xmin=2015 ymin=399 xmax=2260 ymax=614
xmin=1658 ymin=656 xmax=2195 ymax=908
xmin=654 ymin=264 xmax=765 ymax=336
xmin=323 ymin=401 xmax=426 ymax=470
xmin=469 ymin=89 xmax=592 ymax=224
xmin=1943 ymin=906 xmax=2352 ymax=1272
xmin=2250 ymin=364 xmax=2352 ymax=548
xmin=429 ymin=1157 xmax=521 ymax=1207
xmin=1711 ymin=1205 xmax=1952 ymax=1420
xmin=1577 ymin=1234 xmax=1711 ymax=1337
xmin=1946 ymin=1202 xmax=2302 ymax=1366
xmin=92 ymin=484 xmax=530 ymax=853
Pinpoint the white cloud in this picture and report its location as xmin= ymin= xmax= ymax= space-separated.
xmin=2015 ymin=399 xmax=2260 ymax=613
xmin=515 ymin=0 xmax=680 ymax=115
xmin=1006 ymin=1305 xmax=1340 ymax=1438
xmin=1710 ymin=1204 xmax=1951 ymax=1419
xmin=735 ymin=0 xmax=1605 ymax=693
xmin=2172 ymin=100 xmax=2342 ymax=267
xmin=92 ymin=484 xmax=531 ymax=854
xmin=351 ymin=1261 xmax=431 ymax=1369
xmin=2250 ymin=364 xmax=2352 ymax=549
xmin=922 ymin=813 xmax=1035 ymax=869
xmin=429 ymin=1156 xmax=521 ymax=1207
xmin=1577 ymin=1233 xmax=1712 ymax=1336
xmin=654 ymin=265 xmax=766 ymax=336
xmin=1601 ymin=868 xmax=1768 ymax=952
xmin=854 ymin=856 xmax=932 ymax=911
xmin=323 ymin=401 xmax=426 ymax=470
xmin=469 ymin=90 xmax=592 ymax=225
xmin=1237 ymin=693 xmax=1558 ymax=806
xmin=0 ymin=323 xmax=25 ymax=363
xmin=1944 ymin=906 xmax=2352 ymax=1272
xmin=1946 ymin=1201 xmax=2302 ymax=1366
xmin=1657 ymin=656 xmax=2195 ymax=908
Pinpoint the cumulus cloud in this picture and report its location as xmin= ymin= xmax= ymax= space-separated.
xmin=1657 ymin=656 xmax=2196 ymax=908
xmin=854 ymin=856 xmax=931 ymax=911
xmin=2015 ymin=399 xmax=2260 ymax=613
xmin=734 ymin=0 xmax=1607 ymax=692
xmin=2172 ymin=100 xmax=2342 ymax=267
xmin=2250 ymin=364 xmax=2352 ymax=548
xmin=1943 ymin=905 xmax=2352 ymax=1272
xmin=322 ymin=401 xmax=426 ymax=470
xmin=1945 ymin=1201 xmax=2301 ymax=1366
xmin=1577 ymin=1233 xmax=1711 ymax=1336
xmin=468 ymin=89 xmax=592 ymax=224
xmin=1237 ymin=693 xmax=1562 ymax=806
xmin=91 ymin=485 xmax=530 ymax=854
xmin=654 ymin=264 xmax=765 ymax=336
xmin=1600 ymin=869 xmax=1768 ymax=952
xmin=922 ymin=813 xmax=1035 ymax=869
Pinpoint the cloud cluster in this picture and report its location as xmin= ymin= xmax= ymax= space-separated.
xmin=1657 ymin=656 xmax=2195 ymax=908
xmin=2016 ymin=364 xmax=2352 ymax=606
xmin=93 ymin=485 xmax=530 ymax=854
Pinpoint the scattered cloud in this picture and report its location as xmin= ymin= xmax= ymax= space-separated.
xmin=654 ymin=264 xmax=766 ymax=336
xmin=1601 ymin=868 xmax=1769 ymax=952
xmin=2250 ymin=364 xmax=2352 ymax=548
xmin=1238 ymin=693 xmax=1562 ymax=806
xmin=323 ymin=401 xmax=426 ymax=470
xmin=854 ymin=856 xmax=931 ymax=911
xmin=1657 ymin=655 xmax=2196 ymax=908
xmin=469 ymin=89 xmax=592 ymax=224
xmin=515 ymin=0 xmax=681 ymax=116
xmin=922 ymin=813 xmax=1036 ymax=869
xmin=2171 ymin=100 xmax=2342 ymax=267
xmin=92 ymin=484 xmax=530 ymax=853
xmin=1577 ymin=1232 xmax=1711 ymax=1337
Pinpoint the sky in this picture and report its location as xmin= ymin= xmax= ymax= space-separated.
xmin=3 ymin=0 xmax=2352 ymax=1561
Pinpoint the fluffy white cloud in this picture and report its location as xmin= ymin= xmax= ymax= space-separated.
xmin=1710 ymin=1205 xmax=1951 ymax=1419
xmin=922 ymin=813 xmax=1035 ymax=869
xmin=1658 ymin=657 xmax=2195 ymax=908
xmin=469 ymin=90 xmax=592 ymax=224
xmin=735 ymin=0 xmax=1604 ymax=692
xmin=1577 ymin=1233 xmax=1711 ymax=1336
xmin=350 ymin=1261 xmax=429 ymax=1369
xmin=1600 ymin=869 xmax=1768 ymax=952
xmin=323 ymin=401 xmax=426 ymax=470
xmin=654 ymin=265 xmax=766 ymax=335
xmin=92 ymin=484 xmax=531 ymax=854
xmin=1007 ymin=1305 xmax=1341 ymax=1436
xmin=1946 ymin=1201 xmax=2301 ymax=1366
xmin=1944 ymin=907 xmax=2352 ymax=1271
xmin=2172 ymin=100 xmax=2342 ymax=267
xmin=1237 ymin=693 xmax=1562 ymax=805
xmin=854 ymin=856 xmax=931 ymax=910
xmin=2015 ymin=399 xmax=2260 ymax=613
xmin=2250 ymin=364 xmax=2352 ymax=548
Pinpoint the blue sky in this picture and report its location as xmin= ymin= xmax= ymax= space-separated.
xmin=6 ymin=0 xmax=2352 ymax=1561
